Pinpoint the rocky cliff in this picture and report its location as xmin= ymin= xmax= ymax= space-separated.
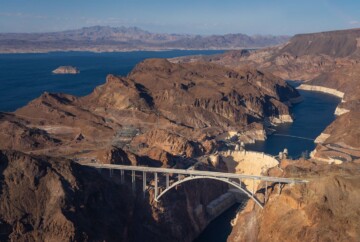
xmin=228 ymin=160 xmax=360 ymax=242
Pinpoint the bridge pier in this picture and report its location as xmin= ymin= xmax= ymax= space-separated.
xmin=279 ymin=182 xmax=282 ymax=195
xmin=154 ymin=172 xmax=158 ymax=199
xmin=264 ymin=181 xmax=268 ymax=203
xmin=143 ymin=172 xmax=147 ymax=197
xmin=166 ymin=173 xmax=170 ymax=188
xmin=278 ymin=182 xmax=281 ymax=195
xmin=252 ymin=179 xmax=255 ymax=196
xmin=109 ymin=168 xmax=113 ymax=177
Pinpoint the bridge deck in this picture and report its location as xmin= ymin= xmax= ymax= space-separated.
xmin=83 ymin=163 xmax=307 ymax=184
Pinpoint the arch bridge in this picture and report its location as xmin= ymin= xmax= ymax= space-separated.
xmin=83 ymin=163 xmax=308 ymax=208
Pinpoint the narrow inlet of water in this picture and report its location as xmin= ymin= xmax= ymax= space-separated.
xmin=194 ymin=86 xmax=340 ymax=242
xmin=246 ymin=87 xmax=340 ymax=158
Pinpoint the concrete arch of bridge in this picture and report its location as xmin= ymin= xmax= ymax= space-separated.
xmin=155 ymin=176 xmax=264 ymax=208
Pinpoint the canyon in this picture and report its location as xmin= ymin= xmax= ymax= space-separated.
xmin=1 ymin=27 xmax=360 ymax=242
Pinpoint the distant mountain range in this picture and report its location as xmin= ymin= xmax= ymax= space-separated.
xmin=0 ymin=26 xmax=290 ymax=53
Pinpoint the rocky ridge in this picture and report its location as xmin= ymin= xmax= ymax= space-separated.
xmin=0 ymin=26 xmax=290 ymax=53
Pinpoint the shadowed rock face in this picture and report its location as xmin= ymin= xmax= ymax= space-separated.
xmin=0 ymin=150 xmax=228 ymax=242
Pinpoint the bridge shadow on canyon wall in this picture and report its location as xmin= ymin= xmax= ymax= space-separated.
xmin=82 ymin=163 xmax=233 ymax=241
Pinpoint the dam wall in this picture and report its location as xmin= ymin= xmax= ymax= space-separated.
xmin=202 ymin=151 xmax=279 ymax=224
xmin=219 ymin=150 xmax=279 ymax=192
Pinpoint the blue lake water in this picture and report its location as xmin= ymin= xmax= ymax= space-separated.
xmin=0 ymin=50 xmax=224 ymax=112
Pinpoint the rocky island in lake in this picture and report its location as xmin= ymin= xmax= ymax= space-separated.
xmin=52 ymin=66 xmax=80 ymax=74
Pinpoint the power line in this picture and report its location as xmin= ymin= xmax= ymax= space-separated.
xmin=272 ymin=134 xmax=314 ymax=141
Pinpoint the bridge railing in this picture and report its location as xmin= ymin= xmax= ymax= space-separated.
xmin=84 ymin=163 xmax=306 ymax=184
xmin=82 ymin=163 xmax=308 ymax=208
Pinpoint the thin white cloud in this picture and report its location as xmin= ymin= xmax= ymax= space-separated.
xmin=0 ymin=12 xmax=48 ymax=19
xmin=349 ymin=20 xmax=360 ymax=25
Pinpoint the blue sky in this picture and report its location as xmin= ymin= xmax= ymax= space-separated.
xmin=0 ymin=0 xmax=360 ymax=35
